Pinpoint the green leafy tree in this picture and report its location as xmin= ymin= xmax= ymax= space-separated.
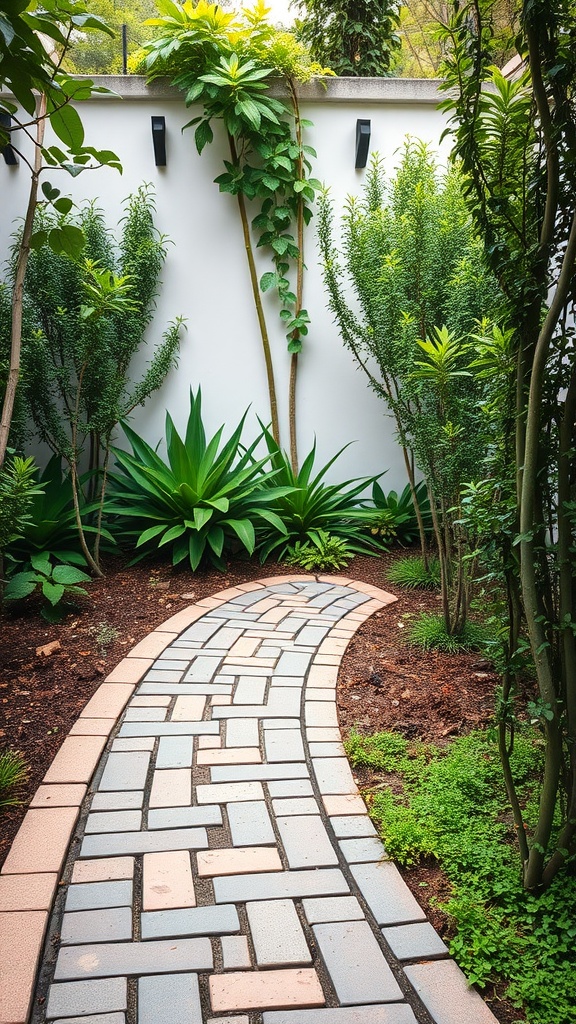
xmin=392 ymin=1 xmax=516 ymax=77
xmin=292 ymin=0 xmax=401 ymax=76
xmin=0 ymin=0 xmax=121 ymax=472
xmin=439 ymin=0 xmax=576 ymax=889
xmin=143 ymin=0 xmax=331 ymax=471
xmin=62 ymin=0 xmax=159 ymax=74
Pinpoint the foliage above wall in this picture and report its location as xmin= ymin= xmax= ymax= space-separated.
xmin=292 ymin=0 xmax=401 ymax=76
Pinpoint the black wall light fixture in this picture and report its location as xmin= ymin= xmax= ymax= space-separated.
xmin=151 ymin=116 xmax=167 ymax=166
xmin=0 ymin=113 xmax=18 ymax=166
xmin=355 ymin=118 xmax=371 ymax=169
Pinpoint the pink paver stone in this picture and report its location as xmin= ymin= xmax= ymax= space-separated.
xmin=30 ymin=784 xmax=86 ymax=808
xmin=323 ymin=794 xmax=368 ymax=816
xmin=104 ymin=659 xmax=152 ymax=684
xmin=156 ymin=606 xmax=205 ymax=632
xmin=197 ymin=847 xmax=282 ymax=877
xmin=209 ymin=968 xmax=325 ymax=1012
xmin=127 ymin=631 xmax=177 ymax=659
xmin=43 ymin=735 xmax=107 ymax=785
xmin=81 ymin=683 xmax=135 ymax=719
xmin=142 ymin=851 xmax=195 ymax=911
xmin=0 ymin=873 xmax=57 ymax=912
xmin=70 ymin=718 xmax=116 ymax=736
xmin=71 ymin=857 xmax=134 ymax=884
xmin=211 ymin=695 xmax=233 ymax=706
xmin=228 ymin=637 xmax=260 ymax=658
xmin=307 ymin=665 xmax=338 ymax=688
xmin=2 ymin=807 xmax=79 ymax=874
xmin=172 ymin=695 xmax=206 ymax=721
xmin=149 ymin=769 xmax=191 ymax=808
xmin=198 ymin=735 xmax=222 ymax=749
xmin=0 ymin=910 xmax=48 ymax=1024
xmin=405 ymin=960 xmax=499 ymax=1024
xmin=196 ymin=748 xmax=262 ymax=765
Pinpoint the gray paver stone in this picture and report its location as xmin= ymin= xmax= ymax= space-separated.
xmin=308 ymin=743 xmax=345 ymax=758
xmin=148 ymin=805 xmax=222 ymax=830
xmin=221 ymin=935 xmax=251 ymax=969
xmin=262 ymin=719 xmax=300 ymax=729
xmin=84 ymin=811 xmax=142 ymax=834
xmin=111 ymin=739 xmax=155 ymax=752
xmin=65 ymin=881 xmax=133 ymax=912
xmin=184 ymin=657 xmax=223 ymax=682
xmin=263 ymin=1007 xmax=418 ymax=1024
xmin=272 ymin=798 xmax=318 ymax=816
xmin=350 ymin=862 xmax=427 ymax=926
xmin=81 ymin=828 xmax=208 ymax=858
xmin=312 ymin=758 xmax=357 ymax=795
xmin=339 ymin=838 xmax=386 ymax=863
xmin=264 ymin=729 xmax=305 ymax=763
xmin=305 ymin=703 xmax=338 ymax=727
xmin=295 ymin=626 xmax=331 ymax=646
xmin=61 ymin=907 xmax=132 ymax=945
xmin=137 ymin=683 xmax=231 ymax=696
xmin=302 ymin=897 xmax=364 ymax=924
xmin=138 ymin=973 xmax=202 ymax=1024
xmin=247 ymin=899 xmax=311 ymax=968
xmin=90 ymin=792 xmax=143 ymax=811
xmin=313 ymin=921 xmax=402 ymax=1005
xmin=381 ymin=922 xmax=449 ymax=961
xmin=118 ymin=723 xmax=219 ymax=736
xmin=143 ymin=670 xmax=185 ymax=683
xmin=330 ymin=816 xmax=376 ymax=839
xmin=210 ymin=763 xmax=307 ymax=783
xmin=275 ymin=651 xmax=312 ymax=675
xmin=206 ymin=626 xmax=244 ymax=648
xmin=267 ymin=780 xmax=313 ymax=798
xmin=404 ymin=960 xmax=499 ymax=1024
xmin=234 ymin=676 xmax=267 ymax=705
xmin=277 ymin=816 xmax=338 ymax=869
xmin=54 ymin=938 xmax=213 ymax=980
xmin=179 ymin=619 xmax=222 ymax=641
xmin=99 ymin=752 xmax=150 ymax=792
xmin=226 ymin=718 xmax=260 ymax=747
xmin=156 ymin=737 xmax=194 ymax=768
xmin=123 ymin=708 xmax=167 ymax=722
xmin=46 ymin=978 xmax=127 ymax=1019
xmin=214 ymin=868 xmax=349 ymax=904
xmin=141 ymin=903 xmax=240 ymax=940
xmin=227 ymin=800 xmax=276 ymax=846
xmin=53 ymin=1016 xmax=125 ymax=1024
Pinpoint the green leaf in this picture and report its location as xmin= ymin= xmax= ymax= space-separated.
xmin=194 ymin=119 xmax=214 ymax=155
xmin=194 ymin=506 xmax=213 ymax=531
xmin=51 ymin=565 xmax=91 ymax=585
xmin=30 ymin=552 xmax=51 ymax=575
xmin=260 ymin=271 xmax=278 ymax=293
xmin=53 ymin=197 xmax=73 ymax=215
xmin=48 ymin=224 xmax=85 ymax=259
xmin=29 ymin=229 xmax=48 ymax=251
xmin=227 ymin=518 xmax=255 ymax=554
xmin=42 ymin=581 xmax=65 ymax=606
xmin=49 ymin=103 xmax=85 ymax=152
xmin=4 ymin=575 xmax=38 ymax=601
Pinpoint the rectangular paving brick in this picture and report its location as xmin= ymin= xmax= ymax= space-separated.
xmin=66 ymin=881 xmax=133 ymax=912
xmin=306 ymin=689 xmax=336 ymax=702
xmin=106 ymin=659 xmax=153 ymax=684
xmin=206 ymin=626 xmax=244 ymax=648
xmin=234 ymin=675 xmax=267 ymax=704
xmin=214 ymin=868 xmax=349 ymax=904
xmin=213 ymin=694 xmax=301 ymax=719
xmin=61 ymin=907 xmax=132 ymax=945
xmin=184 ymin=657 xmax=223 ymax=682
xmin=221 ymin=934 xmax=251 ymax=970
xmin=263 ymin=1007 xmax=417 ymax=1023
xmin=313 ymin=921 xmax=402 ymax=1004
xmin=137 ymin=683 xmax=231 ymax=696
xmin=209 ymin=969 xmax=324 ymax=1013
xmin=141 ymin=904 xmax=239 ymax=940
xmin=179 ymin=619 xmax=223 ymax=642
xmin=118 ymin=722 xmax=219 ymax=737
xmin=81 ymin=828 xmax=208 ymax=859
xmin=0 ymin=872 xmax=57 ymax=912
xmin=128 ymin=631 xmax=178 ymax=659
xmin=46 ymin=978 xmax=127 ymax=1019
xmin=303 ymin=896 xmax=364 ymax=924
xmin=265 ymin=729 xmax=305 ymax=763
xmin=308 ymin=743 xmax=345 ymax=758
xmin=123 ymin=707 xmax=167 ymax=722
xmin=404 ymin=960 xmax=499 ymax=1023
xmin=322 ymin=795 xmax=366 ymax=816
xmin=305 ymin=703 xmax=338 ymax=728
xmin=225 ymin=718 xmax=260 ymax=747
xmin=272 ymin=797 xmax=318 ymax=816
xmin=2 ymin=807 xmax=79 ymax=874
xmin=148 ymin=805 xmax=222 ymax=830
xmin=0 ymin=909 xmax=47 ymax=1023
xmin=330 ymin=816 xmax=377 ymax=839
xmin=156 ymin=736 xmax=194 ymax=769
xmin=30 ymin=784 xmax=87 ymax=808
xmin=55 ymin=938 xmax=213 ymax=981
xmin=85 ymin=811 xmax=142 ymax=834
xmin=229 ymin=636 xmax=260 ymax=658
xmin=197 ymin=846 xmax=282 ymax=877
xmin=275 ymin=652 xmax=312 ymax=676
xmin=350 ymin=863 xmax=427 ymax=926
xmin=268 ymin=780 xmax=313 ymax=798
xmin=138 ymin=972 xmax=202 ymax=1024
xmin=307 ymin=666 xmax=338 ymax=688
xmin=71 ymin=859 xmax=134 ymax=884
xmin=111 ymin=738 xmax=155 ymax=753
xmin=247 ymin=899 xmax=311 ymax=967
xmin=99 ymin=752 xmax=150 ymax=792
xmin=211 ymin=694 xmax=232 ymax=706
xmin=210 ymin=764 xmax=307 ymax=783
xmin=228 ymin=801 xmax=275 ymax=847
xmin=339 ymin=838 xmax=385 ymax=863
xmin=52 ymin=1015 xmax=125 ymax=1024
xmin=197 ymin=747 xmax=261 ymax=765
xmin=149 ymin=768 xmax=191 ymax=808
xmin=196 ymin=782 xmax=264 ymax=804
xmin=70 ymin=718 xmax=117 ymax=736
xmin=172 ymin=695 xmax=206 ymax=721
xmin=144 ymin=669 xmax=186 ymax=684
xmin=143 ymin=851 xmax=195 ymax=911
xmin=197 ymin=735 xmax=222 ymax=749
xmin=81 ymin=684 xmax=135 ymax=720
xmin=263 ymin=719 xmax=301 ymax=730
xmin=381 ymin=922 xmax=448 ymax=961
xmin=277 ymin=816 xmax=338 ymax=869
xmin=313 ymin=758 xmax=357 ymax=795
xmin=91 ymin=792 xmax=143 ymax=811
xmin=43 ymin=736 xmax=108 ymax=785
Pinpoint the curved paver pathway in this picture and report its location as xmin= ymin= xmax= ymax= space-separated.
xmin=0 ymin=575 xmax=499 ymax=1024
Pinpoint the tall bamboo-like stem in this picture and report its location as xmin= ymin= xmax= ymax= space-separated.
xmin=0 ymin=95 xmax=47 ymax=470
xmin=70 ymin=360 xmax=103 ymax=577
xmin=228 ymin=134 xmax=280 ymax=445
xmin=288 ymin=78 xmax=304 ymax=474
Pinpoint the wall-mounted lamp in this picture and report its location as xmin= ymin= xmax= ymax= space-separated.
xmin=355 ymin=119 xmax=371 ymax=169
xmin=0 ymin=113 xmax=18 ymax=166
xmin=151 ymin=116 xmax=167 ymax=167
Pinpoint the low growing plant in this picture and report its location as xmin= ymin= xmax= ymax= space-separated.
xmin=367 ymin=480 xmax=432 ymax=545
xmin=0 ymin=751 xmax=28 ymax=809
xmin=108 ymin=389 xmax=291 ymax=571
xmin=4 ymin=552 xmax=91 ymax=621
xmin=284 ymin=531 xmax=352 ymax=572
xmin=386 ymin=554 xmax=441 ymax=590
xmin=407 ymin=611 xmax=489 ymax=653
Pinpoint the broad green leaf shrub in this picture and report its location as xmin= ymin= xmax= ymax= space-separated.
xmin=365 ymin=480 xmax=432 ymax=546
xmin=346 ymin=729 xmax=576 ymax=1024
xmin=255 ymin=425 xmax=384 ymax=562
xmin=108 ymin=389 xmax=291 ymax=571
xmin=4 ymin=552 xmax=91 ymax=622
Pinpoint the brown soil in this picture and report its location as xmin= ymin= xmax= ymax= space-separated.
xmin=0 ymin=547 xmax=523 ymax=1022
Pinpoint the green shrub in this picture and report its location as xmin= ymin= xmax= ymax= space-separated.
xmin=386 ymin=554 xmax=441 ymax=589
xmin=407 ymin=612 xmax=489 ymax=652
xmin=346 ymin=728 xmax=576 ymax=1024
xmin=0 ymin=751 xmax=28 ymax=809
xmin=108 ymin=389 xmax=292 ymax=571
xmin=284 ymin=531 xmax=352 ymax=571
xmin=4 ymin=552 xmax=91 ymax=621
xmin=366 ymin=480 xmax=432 ymax=545
xmin=255 ymin=424 xmax=383 ymax=562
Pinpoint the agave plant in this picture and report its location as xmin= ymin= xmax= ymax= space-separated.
xmin=366 ymin=480 xmax=432 ymax=545
xmin=108 ymin=389 xmax=291 ymax=571
xmin=254 ymin=425 xmax=384 ymax=562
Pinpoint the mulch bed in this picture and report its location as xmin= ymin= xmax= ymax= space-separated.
xmin=0 ymin=547 xmax=523 ymax=1022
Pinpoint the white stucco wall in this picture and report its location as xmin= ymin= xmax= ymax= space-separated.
xmin=0 ymin=77 xmax=448 ymax=489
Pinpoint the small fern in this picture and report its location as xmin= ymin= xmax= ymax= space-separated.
xmin=386 ymin=555 xmax=441 ymax=589
xmin=285 ymin=531 xmax=352 ymax=571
